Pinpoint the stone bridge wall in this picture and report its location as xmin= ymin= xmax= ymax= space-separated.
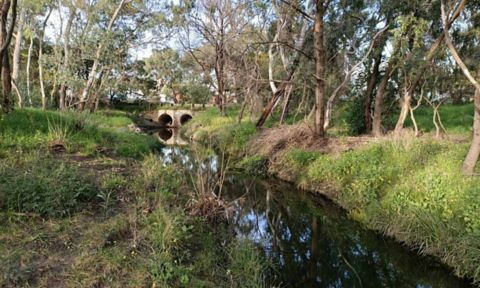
xmin=145 ymin=109 xmax=193 ymax=127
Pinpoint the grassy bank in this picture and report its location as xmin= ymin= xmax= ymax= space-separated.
xmin=186 ymin=105 xmax=480 ymax=284
xmin=0 ymin=109 xmax=267 ymax=287
xmin=0 ymin=109 xmax=161 ymax=158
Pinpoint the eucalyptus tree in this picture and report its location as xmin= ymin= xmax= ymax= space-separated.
xmin=440 ymin=0 xmax=480 ymax=174
xmin=11 ymin=6 xmax=25 ymax=108
xmin=256 ymin=0 xmax=311 ymax=128
xmin=144 ymin=48 xmax=184 ymax=100
xmin=392 ymin=0 xmax=466 ymax=132
xmin=0 ymin=0 xmax=17 ymax=113
xmin=78 ymin=0 xmax=129 ymax=111
xmin=179 ymin=0 xmax=258 ymax=116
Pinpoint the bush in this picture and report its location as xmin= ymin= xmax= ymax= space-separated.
xmin=345 ymin=96 xmax=366 ymax=136
xmin=236 ymin=155 xmax=268 ymax=177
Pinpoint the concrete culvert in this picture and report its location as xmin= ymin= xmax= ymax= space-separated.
xmin=180 ymin=114 xmax=193 ymax=125
xmin=158 ymin=113 xmax=173 ymax=126
xmin=158 ymin=128 xmax=173 ymax=141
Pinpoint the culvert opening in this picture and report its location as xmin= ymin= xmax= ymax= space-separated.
xmin=158 ymin=113 xmax=173 ymax=126
xmin=158 ymin=128 xmax=173 ymax=141
xmin=180 ymin=114 xmax=193 ymax=125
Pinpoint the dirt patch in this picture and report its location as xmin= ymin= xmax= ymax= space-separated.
xmin=248 ymin=123 xmax=376 ymax=158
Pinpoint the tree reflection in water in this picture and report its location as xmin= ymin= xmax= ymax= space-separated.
xmin=222 ymin=178 xmax=474 ymax=288
xmin=156 ymin=146 xmax=474 ymax=288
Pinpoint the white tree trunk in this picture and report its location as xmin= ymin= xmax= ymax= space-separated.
xmin=11 ymin=9 xmax=24 ymax=108
xmin=38 ymin=8 xmax=52 ymax=110
xmin=26 ymin=34 xmax=33 ymax=106
xmin=78 ymin=0 xmax=127 ymax=111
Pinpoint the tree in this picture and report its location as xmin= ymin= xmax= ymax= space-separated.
xmin=78 ymin=0 xmax=129 ymax=111
xmin=313 ymin=0 xmax=326 ymax=136
xmin=11 ymin=8 xmax=24 ymax=108
xmin=0 ymin=0 xmax=17 ymax=113
xmin=440 ymin=0 xmax=480 ymax=174
xmin=393 ymin=0 xmax=466 ymax=132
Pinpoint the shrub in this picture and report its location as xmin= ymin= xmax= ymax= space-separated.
xmin=345 ymin=96 xmax=366 ymax=136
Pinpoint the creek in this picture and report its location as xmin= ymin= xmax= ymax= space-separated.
xmin=153 ymin=127 xmax=474 ymax=288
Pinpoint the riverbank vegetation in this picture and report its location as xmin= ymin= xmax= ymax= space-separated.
xmin=184 ymin=105 xmax=480 ymax=284
xmin=0 ymin=110 xmax=267 ymax=287
xmin=1 ymin=0 xmax=479 ymax=286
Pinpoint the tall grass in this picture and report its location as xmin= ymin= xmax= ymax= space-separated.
xmin=272 ymin=138 xmax=480 ymax=283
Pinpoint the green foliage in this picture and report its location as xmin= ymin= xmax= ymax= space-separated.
xmin=345 ymin=96 xmax=367 ymax=136
xmin=139 ymin=154 xmax=183 ymax=200
xmin=184 ymin=106 xmax=257 ymax=155
xmin=227 ymin=240 xmax=267 ymax=288
xmin=236 ymin=155 xmax=268 ymax=177
xmin=284 ymin=148 xmax=322 ymax=166
xmin=0 ymin=153 xmax=97 ymax=217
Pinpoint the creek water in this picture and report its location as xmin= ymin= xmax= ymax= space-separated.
xmin=154 ymin=128 xmax=475 ymax=288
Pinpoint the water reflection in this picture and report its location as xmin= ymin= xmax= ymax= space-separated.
xmin=222 ymin=178 xmax=474 ymax=288
xmin=151 ymin=128 xmax=189 ymax=146
xmin=157 ymin=145 xmax=474 ymax=288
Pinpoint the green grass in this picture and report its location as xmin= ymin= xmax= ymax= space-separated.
xmin=404 ymin=103 xmax=474 ymax=134
xmin=272 ymin=139 xmax=480 ymax=283
xmin=0 ymin=109 xmax=162 ymax=158
xmin=0 ymin=149 xmax=268 ymax=287
xmin=184 ymin=106 xmax=257 ymax=155
xmin=0 ymin=152 xmax=97 ymax=217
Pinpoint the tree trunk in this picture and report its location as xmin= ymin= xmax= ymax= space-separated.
xmin=11 ymin=8 xmax=24 ymax=108
xmin=372 ymin=62 xmax=395 ymax=137
xmin=314 ymin=0 xmax=326 ymax=137
xmin=26 ymin=34 xmax=33 ymax=106
xmin=394 ymin=0 xmax=466 ymax=132
xmin=395 ymin=88 xmax=412 ymax=131
xmin=256 ymin=18 xmax=308 ymax=128
xmin=363 ymin=48 xmax=383 ymax=133
xmin=0 ymin=0 xmax=16 ymax=113
xmin=463 ymin=89 xmax=480 ymax=174
xmin=78 ymin=0 xmax=126 ymax=111
xmin=323 ymin=27 xmax=387 ymax=131
xmin=256 ymin=51 xmax=302 ymax=128
xmin=38 ymin=8 xmax=52 ymax=110
xmin=277 ymin=16 xmax=308 ymax=125
xmin=437 ymin=0 xmax=480 ymax=174
xmin=279 ymin=84 xmax=293 ymax=125
xmin=214 ymin=42 xmax=226 ymax=116
xmin=59 ymin=7 xmax=76 ymax=111
xmin=1 ymin=49 xmax=11 ymax=113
